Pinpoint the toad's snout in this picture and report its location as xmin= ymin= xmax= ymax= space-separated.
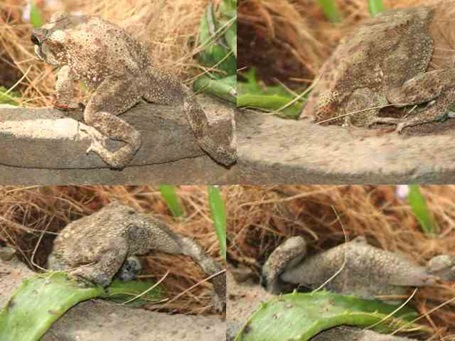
xmin=31 ymin=28 xmax=48 ymax=45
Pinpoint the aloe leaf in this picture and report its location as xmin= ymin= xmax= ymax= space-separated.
xmin=408 ymin=185 xmax=439 ymax=236
xmin=159 ymin=185 xmax=185 ymax=218
xmin=219 ymin=0 xmax=237 ymax=58
xmin=0 ymin=87 xmax=20 ymax=105
xmin=368 ymin=0 xmax=386 ymax=16
xmin=219 ymin=0 xmax=236 ymax=18
xmin=224 ymin=26 xmax=237 ymax=58
xmin=236 ymin=292 xmax=430 ymax=341
xmin=237 ymin=93 xmax=303 ymax=118
xmin=29 ymin=0 xmax=44 ymax=28
xmin=208 ymin=186 xmax=227 ymax=260
xmin=107 ymin=278 xmax=163 ymax=306
xmin=0 ymin=272 xmax=162 ymax=341
xmin=193 ymin=75 xmax=236 ymax=103
xmin=317 ymin=0 xmax=342 ymax=23
xmin=237 ymin=69 xmax=305 ymax=118
xmin=196 ymin=3 xmax=235 ymax=76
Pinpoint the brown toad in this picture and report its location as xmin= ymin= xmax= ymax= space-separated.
xmin=300 ymin=5 xmax=455 ymax=132
xmin=262 ymin=236 xmax=454 ymax=299
xmin=31 ymin=12 xmax=237 ymax=169
xmin=47 ymin=202 xmax=226 ymax=311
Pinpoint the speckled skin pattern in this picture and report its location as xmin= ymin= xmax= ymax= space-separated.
xmin=31 ymin=12 xmax=237 ymax=169
xmin=262 ymin=236 xmax=454 ymax=299
xmin=300 ymin=5 xmax=455 ymax=132
xmin=48 ymin=202 xmax=226 ymax=311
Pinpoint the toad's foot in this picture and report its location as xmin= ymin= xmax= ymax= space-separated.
xmin=382 ymin=86 xmax=455 ymax=133
xmin=86 ymin=138 xmax=139 ymax=170
xmin=80 ymin=125 xmax=110 ymax=152
xmin=181 ymin=89 xmax=237 ymax=167
xmin=368 ymin=117 xmax=412 ymax=133
xmin=80 ymin=125 xmax=139 ymax=170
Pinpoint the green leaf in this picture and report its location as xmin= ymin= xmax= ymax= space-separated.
xmin=0 ymin=86 xmax=20 ymax=106
xmin=317 ymin=0 xmax=342 ymax=23
xmin=219 ymin=0 xmax=237 ymax=18
xmin=368 ymin=0 xmax=386 ymax=17
xmin=159 ymin=185 xmax=185 ymax=218
xmin=236 ymin=93 xmax=303 ymax=119
xmin=106 ymin=278 xmax=163 ymax=307
xmin=208 ymin=186 xmax=227 ymax=260
xmin=236 ymin=292 xmax=430 ymax=341
xmin=219 ymin=0 xmax=237 ymax=58
xmin=193 ymin=75 xmax=236 ymax=103
xmin=0 ymin=272 xmax=162 ymax=341
xmin=29 ymin=0 xmax=44 ymax=28
xmin=237 ymin=69 xmax=306 ymax=118
xmin=193 ymin=0 xmax=237 ymax=100
xmin=194 ymin=0 xmax=236 ymax=103
xmin=408 ymin=185 xmax=439 ymax=236
xmin=224 ymin=22 xmax=237 ymax=58
xmin=196 ymin=2 xmax=236 ymax=77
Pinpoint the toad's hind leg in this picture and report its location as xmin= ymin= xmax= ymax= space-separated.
xmin=372 ymin=88 xmax=455 ymax=133
xmin=373 ymin=69 xmax=455 ymax=132
xmin=69 ymin=239 xmax=129 ymax=287
xmin=138 ymin=216 xmax=225 ymax=311
xmin=84 ymin=77 xmax=143 ymax=169
xmin=143 ymin=71 xmax=237 ymax=166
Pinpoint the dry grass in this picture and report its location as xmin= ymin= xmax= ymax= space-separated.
xmin=0 ymin=185 xmax=225 ymax=315
xmin=238 ymin=0 xmax=437 ymax=87
xmin=226 ymin=185 xmax=455 ymax=339
xmin=0 ymin=0 xmax=209 ymax=107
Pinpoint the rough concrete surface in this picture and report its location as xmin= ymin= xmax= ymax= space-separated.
xmin=0 ymin=253 xmax=225 ymax=340
xmin=226 ymin=269 xmax=273 ymax=340
xmin=236 ymin=111 xmax=455 ymax=184
xmin=0 ymin=95 xmax=235 ymax=185
xmin=2 ymin=100 xmax=454 ymax=184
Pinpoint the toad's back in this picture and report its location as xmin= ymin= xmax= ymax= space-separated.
xmin=300 ymin=6 xmax=434 ymax=123
xmin=50 ymin=204 xmax=170 ymax=266
xmin=65 ymin=16 xmax=152 ymax=83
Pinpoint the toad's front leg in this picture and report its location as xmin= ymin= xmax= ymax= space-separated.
xmin=55 ymin=65 xmax=80 ymax=111
xmin=262 ymin=236 xmax=307 ymax=294
xmin=83 ymin=77 xmax=143 ymax=169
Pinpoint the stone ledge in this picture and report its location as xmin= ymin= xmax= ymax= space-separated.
xmin=236 ymin=111 xmax=455 ymax=184
xmin=0 ymin=95 xmax=235 ymax=185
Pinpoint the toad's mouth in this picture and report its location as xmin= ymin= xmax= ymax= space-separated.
xmin=33 ymin=44 xmax=46 ymax=61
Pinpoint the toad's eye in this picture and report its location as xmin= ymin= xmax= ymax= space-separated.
xmin=31 ymin=33 xmax=40 ymax=45
xmin=31 ymin=28 xmax=48 ymax=45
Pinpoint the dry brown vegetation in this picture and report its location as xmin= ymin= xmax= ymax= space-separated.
xmin=0 ymin=185 xmax=225 ymax=315
xmin=226 ymin=185 xmax=455 ymax=339
xmin=0 ymin=0 xmax=209 ymax=106
xmin=238 ymin=0 xmax=436 ymax=87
